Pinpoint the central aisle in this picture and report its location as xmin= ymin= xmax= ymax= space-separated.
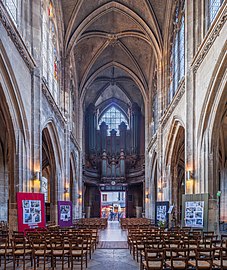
xmin=87 ymin=221 xmax=139 ymax=270
xmin=99 ymin=220 xmax=127 ymax=241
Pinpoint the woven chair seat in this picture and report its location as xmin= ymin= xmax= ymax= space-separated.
xmin=143 ymin=260 xmax=162 ymax=269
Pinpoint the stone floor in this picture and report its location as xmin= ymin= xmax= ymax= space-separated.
xmin=99 ymin=221 xmax=127 ymax=241
xmin=89 ymin=221 xmax=139 ymax=269
xmin=3 ymin=221 xmax=140 ymax=269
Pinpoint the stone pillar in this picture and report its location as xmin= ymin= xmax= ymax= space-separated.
xmin=185 ymin=0 xmax=195 ymax=192
xmin=86 ymin=104 xmax=96 ymax=153
xmin=131 ymin=102 xmax=141 ymax=155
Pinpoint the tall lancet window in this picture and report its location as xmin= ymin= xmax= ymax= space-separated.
xmin=42 ymin=1 xmax=60 ymax=103
xmin=169 ymin=1 xmax=185 ymax=104
xmin=99 ymin=106 xmax=128 ymax=135
xmin=208 ymin=0 xmax=223 ymax=26
xmin=3 ymin=0 xmax=18 ymax=24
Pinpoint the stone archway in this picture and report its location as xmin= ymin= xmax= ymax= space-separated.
xmin=42 ymin=127 xmax=57 ymax=222
xmin=70 ymin=153 xmax=78 ymax=218
xmin=169 ymin=125 xmax=185 ymax=224
xmin=172 ymin=127 xmax=185 ymax=224
xmin=218 ymin=105 xmax=227 ymax=229
xmin=0 ymin=104 xmax=10 ymax=222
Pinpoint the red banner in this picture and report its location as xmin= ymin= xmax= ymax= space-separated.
xmin=17 ymin=192 xmax=46 ymax=232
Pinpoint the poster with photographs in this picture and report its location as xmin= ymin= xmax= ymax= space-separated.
xmin=185 ymin=201 xmax=204 ymax=227
xmin=155 ymin=201 xmax=169 ymax=227
xmin=157 ymin=205 xmax=167 ymax=222
xmin=22 ymin=200 xmax=41 ymax=224
xmin=60 ymin=205 xmax=71 ymax=222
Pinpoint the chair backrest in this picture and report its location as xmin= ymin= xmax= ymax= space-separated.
xmin=196 ymin=247 xmax=214 ymax=261
xmin=221 ymin=247 xmax=227 ymax=264
xmin=145 ymin=248 xmax=164 ymax=260
xmin=0 ymin=237 xmax=8 ymax=251
xmin=170 ymin=247 xmax=188 ymax=269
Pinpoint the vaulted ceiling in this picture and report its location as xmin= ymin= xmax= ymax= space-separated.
xmin=60 ymin=0 xmax=172 ymax=112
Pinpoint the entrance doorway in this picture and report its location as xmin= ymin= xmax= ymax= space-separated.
xmin=101 ymin=192 xmax=126 ymax=221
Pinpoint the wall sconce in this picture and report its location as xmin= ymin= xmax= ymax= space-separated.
xmin=78 ymin=194 xmax=82 ymax=199
xmin=33 ymin=171 xmax=40 ymax=192
xmin=33 ymin=171 xmax=40 ymax=181
xmin=64 ymin=187 xmax=69 ymax=194
xmin=186 ymin=170 xmax=193 ymax=180
xmin=158 ymin=187 xmax=163 ymax=193
xmin=145 ymin=194 xmax=149 ymax=199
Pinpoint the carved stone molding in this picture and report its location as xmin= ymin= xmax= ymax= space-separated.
xmin=147 ymin=133 xmax=157 ymax=152
xmin=192 ymin=5 xmax=227 ymax=73
xmin=160 ymin=80 xmax=185 ymax=127
xmin=42 ymin=80 xmax=66 ymax=127
xmin=70 ymin=133 xmax=81 ymax=152
xmin=0 ymin=2 xmax=36 ymax=71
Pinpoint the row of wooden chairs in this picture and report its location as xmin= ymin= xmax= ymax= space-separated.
xmin=74 ymin=218 xmax=108 ymax=229
xmin=126 ymin=223 xmax=227 ymax=270
xmin=0 ymin=227 xmax=100 ymax=269
xmin=142 ymin=246 xmax=227 ymax=270
xmin=120 ymin=218 xmax=152 ymax=230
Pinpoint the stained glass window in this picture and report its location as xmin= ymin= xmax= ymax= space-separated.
xmin=169 ymin=4 xmax=185 ymax=104
xmin=99 ymin=106 xmax=128 ymax=135
xmin=209 ymin=0 xmax=223 ymax=25
xmin=42 ymin=1 xmax=59 ymax=103
xmin=3 ymin=0 xmax=17 ymax=24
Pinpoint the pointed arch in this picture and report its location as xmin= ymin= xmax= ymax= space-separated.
xmin=81 ymin=61 xmax=147 ymax=103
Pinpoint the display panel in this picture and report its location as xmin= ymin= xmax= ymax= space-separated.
xmin=155 ymin=201 xmax=169 ymax=228
xmin=184 ymin=201 xmax=204 ymax=227
xmin=17 ymin=192 xmax=45 ymax=232
xmin=57 ymin=201 xmax=73 ymax=227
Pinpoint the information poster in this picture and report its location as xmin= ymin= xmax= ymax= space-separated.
xmin=22 ymin=200 xmax=41 ymax=224
xmin=155 ymin=201 xmax=169 ymax=227
xmin=58 ymin=201 xmax=73 ymax=227
xmin=17 ymin=192 xmax=45 ymax=232
xmin=185 ymin=201 xmax=204 ymax=227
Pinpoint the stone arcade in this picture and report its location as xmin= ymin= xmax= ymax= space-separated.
xmin=0 ymin=0 xmax=226 ymax=234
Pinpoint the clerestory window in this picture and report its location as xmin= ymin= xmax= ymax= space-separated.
xmin=169 ymin=3 xmax=185 ymax=104
xmin=99 ymin=106 xmax=128 ymax=135
xmin=42 ymin=1 xmax=59 ymax=103
xmin=3 ymin=0 xmax=17 ymax=24
xmin=208 ymin=0 xmax=223 ymax=26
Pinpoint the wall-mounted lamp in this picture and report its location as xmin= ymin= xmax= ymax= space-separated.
xmin=33 ymin=171 xmax=40 ymax=180
xmin=186 ymin=170 xmax=193 ymax=180
xmin=78 ymin=194 xmax=82 ymax=199
xmin=33 ymin=171 xmax=41 ymax=192
xmin=64 ymin=187 xmax=69 ymax=194
xmin=158 ymin=187 xmax=163 ymax=193
xmin=145 ymin=194 xmax=149 ymax=199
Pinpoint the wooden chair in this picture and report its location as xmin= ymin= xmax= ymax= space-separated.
xmin=11 ymin=236 xmax=32 ymax=270
xmin=188 ymin=247 xmax=214 ymax=270
xmin=0 ymin=237 xmax=12 ymax=269
xmin=70 ymin=238 xmax=87 ymax=270
xmin=31 ymin=238 xmax=51 ymax=270
xmin=166 ymin=248 xmax=189 ymax=270
xmin=142 ymin=248 xmax=164 ymax=270
xmin=213 ymin=247 xmax=227 ymax=270
xmin=50 ymin=238 xmax=70 ymax=269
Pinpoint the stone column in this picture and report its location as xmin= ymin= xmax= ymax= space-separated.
xmin=185 ymin=1 xmax=195 ymax=193
xmin=131 ymin=102 xmax=141 ymax=155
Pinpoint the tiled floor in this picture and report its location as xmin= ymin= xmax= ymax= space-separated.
xmin=87 ymin=249 xmax=139 ymax=270
xmin=99 ymin=221 xmax=127 ymax=241
xmin=3 ymin=221 xmax=140 ymax=269
xmin=88 ymin=221 xmax=139 ymax=269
